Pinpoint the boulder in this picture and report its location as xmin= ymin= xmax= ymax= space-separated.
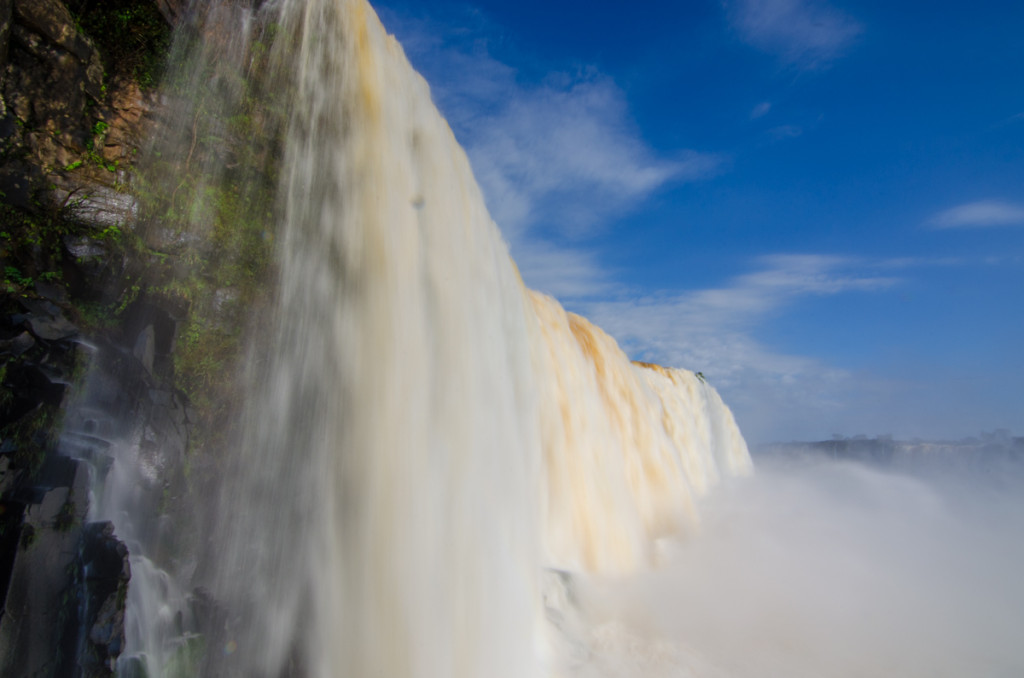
xmin=0 ymin=460 xmax=89 ymax=677
xmin=19 ymin=298 xmax=78 ymax=342
xmin=78 ymin=521 xmax=130 ymax=677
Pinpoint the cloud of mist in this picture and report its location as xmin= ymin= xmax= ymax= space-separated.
xmin=566 ymin=456 xmax=1024 ymax=677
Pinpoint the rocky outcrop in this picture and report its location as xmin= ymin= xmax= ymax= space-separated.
xmin=0 ymin=0 xmax=161 ymax=217
xmin=0 ymin=296 xmax=104 ymax=677
xmin=77 ymin=521 xmax=131 ymax=678
xmin=0 ymin=0 xmax=277 ymax=672
xmin=0 ymin=457 xmax=89 ymax=677
xmin=0 ymin=292 xmax=194 ymax=677
xmin=0 ymin=1 xmax=180 ymax=676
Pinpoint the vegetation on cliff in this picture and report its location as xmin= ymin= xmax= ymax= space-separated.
xmin=0 ymin=1 xmax=281 ymax=674
xmin=1 ymin=0 xmax=282 ymax=454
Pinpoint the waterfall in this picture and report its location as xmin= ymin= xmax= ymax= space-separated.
xmin=116 ymin=0 xmax=752 ymax=675
xmin=529 ymin=292 xmax=750 ymax=574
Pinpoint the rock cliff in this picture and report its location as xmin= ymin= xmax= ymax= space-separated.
xmin=0 ymin=1 xmax=181 ymax=675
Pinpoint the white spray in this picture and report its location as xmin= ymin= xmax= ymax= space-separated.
xmin=124 ymin=0 xmax=752 ymax=676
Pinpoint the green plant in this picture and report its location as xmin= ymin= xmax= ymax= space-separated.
xmin=74 ymin=301 xmax=119 ymax=331
xmin=114 ymin=282 xmax=141 ymax=315
xmin=4 ymin=265 xmax=33 ymax=289
xmin=97 ymin=223 xmax=123 ymax=244
xmin=83 ymin=131 xmax=118 ymax=172
xmin=71 ymin=0 xmax=172 ymax=90
xmin=1 ymin=198 xmax=101 ymax=298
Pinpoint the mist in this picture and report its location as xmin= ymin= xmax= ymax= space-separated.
xmin=558 ymin=443 xmax=1024 ymax=677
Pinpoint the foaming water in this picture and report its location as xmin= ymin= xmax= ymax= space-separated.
xmin=529 ymin=292 xmax=750 ymax=574
xmin=210 ymin=2 xmax=542 ymax=674
xmin=58 ymin=347 xmax=197 ymax=678
xmin=105 ymin=0 xmax=750 ymax=676
xmin=179 ymin=0 xmax=749 ymax=675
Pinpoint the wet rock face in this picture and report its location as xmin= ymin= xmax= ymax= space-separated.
xmin=0 ymin=0 xmax=163 ymax=217
xmin=0 ymin=290 xmax=88 ymax=678
xmin=0 ymin=458 xmax=90 ymax=678
xmin=0 ymin=266 xmax=196 ymax=677
xmin=0 ymin=0 xmax=13 ymax=76
xmin=0 ymin=2 xmax=178 ymax=675
xmin=0 ymin=300 xmax=190 ymax=677
xmin=153 ymin=0 xmax=189 ymax=27
xmin=2 ymin=0 xmax=103 ymax=181
xmin=0 ymin=298 xmax=79 ymax=475
xmin=78 ymin=521 xmax=131 ymax=678
xmin=9 ymin=0 xmax=105 ymax=113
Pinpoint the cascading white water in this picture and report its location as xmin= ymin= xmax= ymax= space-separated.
xmin=209 ymin=2 xmax=544 ymax=675
xmin=118 ymin=0 xmax=752 ymax=675
xmin=56 ymin=344 xmax=199 ymax=677
xmin=529 ymin=292 xmax=750 ymax=574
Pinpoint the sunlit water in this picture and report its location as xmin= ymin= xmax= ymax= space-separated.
xmin=77 ymin=0 xmax=1024 ymax=676
xmin=195 ymin=2 xmax=747 ymax=676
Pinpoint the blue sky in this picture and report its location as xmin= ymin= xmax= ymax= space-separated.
xmin=372 ymin=0 xmax=1024 ymax=444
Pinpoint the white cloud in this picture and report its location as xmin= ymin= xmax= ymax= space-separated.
xmin=382 ymin=9 xmax=725 ymax=300
xmin=724 ymin=0 xmax=863 ymax=68
xmin=580 ymin=255 xmax=900 ymax=442
xmin=928 ymin=200 xmax=1024 ymax=229
xmin=511 ymin=241 xmax=614 ymax=300
xmin=379 ymin=8 xmax=926 ymax=442
xmin=464 ymin=78 xmax=718 ymax=237
xmin=381 ymin=12 xmax=722 ymax=232
xmin=588 ymin=254 xmax=896 ymax=335
xmin=750 ymin=101 xmax=772 ymax=119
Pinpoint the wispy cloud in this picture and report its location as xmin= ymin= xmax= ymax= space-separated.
xmin=581 ymin=255 xmax=900 ymax=442
xmin=724 ymin=0 xmax=863 ymax=69
xmin=512 ymin=241 xmax=614 ymax=300
xmin=379 ymin=7 xmax=929 ymax=442
xmin=380 ymin=8 xmax=725 ymax=297
xmin=928 ymin=200 xmax=1024 ymax=229
xmin=768 ymin=124 xmax=803 ymax=140
xmin=586 ymin=255 xmax=896 ymax=359
xmin=464 ymin=78 xmax=723 ymax=237
xmin=750 ymin=101 xmax=772 ymax=119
